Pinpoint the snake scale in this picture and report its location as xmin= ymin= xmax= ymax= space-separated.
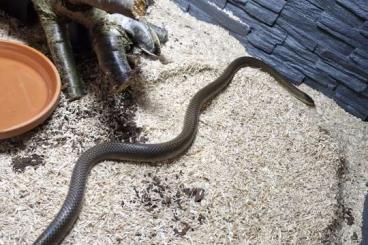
xmin=34 ymin=57 xmax=315 ymax=244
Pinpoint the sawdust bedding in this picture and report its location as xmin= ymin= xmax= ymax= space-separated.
xmin=1 ymin=0 xmax=366 ymax=244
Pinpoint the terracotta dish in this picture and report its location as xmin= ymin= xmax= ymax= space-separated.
xmin=0 ymin=40 xmax=61 ymax=139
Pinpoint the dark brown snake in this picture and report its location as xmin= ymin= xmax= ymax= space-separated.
xmin=34 ymin=57 xmax=315 ymax=244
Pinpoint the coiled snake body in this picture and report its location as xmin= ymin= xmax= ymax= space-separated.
xmin=34 ymin=57 xmax=315 ymax=244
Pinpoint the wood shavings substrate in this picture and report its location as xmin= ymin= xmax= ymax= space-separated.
xmin=1 ymin=0 xmax=366 ymax=244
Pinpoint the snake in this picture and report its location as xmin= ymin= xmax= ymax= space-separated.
xmin=34 ymin=57 xmax=315 ymax=244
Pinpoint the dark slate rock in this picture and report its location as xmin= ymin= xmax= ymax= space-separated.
xmin=354 ymin=48 xmax=368 ymax=59
xmin=324 ymin=2 xmax=365 ymax=28
xmin=273 ymin=46 xmax=337 ymax=89
xmin=228 ymin=0 xmax=246 ymax=6
xmin=273 ymin=45 xmax=315 ymax=67
xmin=247 ymin=46 xmax=305 ymax=84
xmin=225 ymin=2 xmax=288 ymax=40
xmin=279 ymin=4 xmax=355 ymax=56
xmin=304 ymin=78 xmax=335 ymax=98
xmin=361 ymin=22 xmax=368 ymax=38
xmin=336 ymin=0 xmax=368 ymax=20
xmin=289 ymin=62 xmax=338 ymax=90
xmin=363 ymin=21 xmax=368 ymax=32
xmin=362 ymin=88 xmax=368 ymax=99
xmin=283 ymin=0 xmax=323 ymax=21
xmin=251 ymin=0 xmax=286 ymax=14
xmin=189 ymin=0 xmax=250 ymax=36
xmin=317 ymin=12 xmax=366 ymax=49
xmin=175 ymin=0 xmax=189 ymax=11
xmin=279 ymin=4 xmax=320 ymax=36
xmin=335 ymin=85 xmax=368 ymax=120
xmin=247 ymin=33 xmax=275 ymax=54
xmin=231 ymin=0 xmax=248 ymax=3
xmin=283 ymin=36 xmax=319 ymax=63
xmin=274 ymin=46 xmax=336 ymax=88
xmin=350 ymin=48 xmax=368 ymax=70
xmin=335 ymin=98 xmax=368 ymax=120
xmin=361 ymin=30 xmax=368 ymax=39
xmin=356 ymin=0 xmax=368 ymax=13
xmin=263 ymin=25 xmax=287 ymax=43
xmin=279 ymin=7 xmax=355 ymax=56
xmin=316 ymin=60 xmax=367 ymax=92
xmin=227 ymin=1 xmax=255 ymax=19
xmin=188 ymin=3 xmax=214 ymax=23
xmin=210 ymin=0 xmax=227 ymax=8
xmin=312 ymin=30 xmax=354 ymax=56
xmin=304 ymin=0 xmax=328 ymax=10
xmin=247 ymin=29 xmax=285 ymax=54
xmin=242 ymin=1 xmax=279 ymax=26
xmin=350 ymin=52 xmax=368 ymax=70
xmin=315 ymin=47 xmax=368 ymax=81
xmin=230 ymin=31 xmax=248 ymax=44
xmin=276 ymin=17 xmax=317 ymax=51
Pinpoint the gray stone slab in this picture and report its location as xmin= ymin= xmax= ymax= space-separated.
xmin=336 ymin=0 xmax=368 ymax=20
xmin=335 ymin=85 xmax=368 ymax=120
xmin=318 ymin=12 xmax=367 ymax=49
xmin=242 ymin=0 xmax=279 ymax=26
xmin=316 ymin=60 xmax=367 ymax=93
xmin=252 ymin=0 xmax=286 ymax=13
xmin=190 ymin=0 xmax=250 ymax=36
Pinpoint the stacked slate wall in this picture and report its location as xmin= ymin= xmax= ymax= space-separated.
xmin=173 ymin=0 xmax=368 ymax=120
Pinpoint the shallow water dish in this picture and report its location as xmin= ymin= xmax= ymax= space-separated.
xmin=0 ymin=41 xmax=61 ymax=139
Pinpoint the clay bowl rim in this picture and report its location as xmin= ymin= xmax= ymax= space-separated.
xmin=0 ymin=40 xmax=61 ymax=139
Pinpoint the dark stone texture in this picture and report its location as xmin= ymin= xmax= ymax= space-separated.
xmin=175 ymin=0 xmax=190 ymax=11
xmin=247 ymin=45 xmax=305 ymax=85
xmin=225 ymin=2 xmax=289 ymax=46
xmin=252 ymin=0 xmax=286 ymax=14
xmin=173 ymin=0 xmax=368 ymax=120
xmin=189 ymin=0 xmax=250 ymax=36
xmin=211 ymin=0 xmax=227 ymax=8
xmin=284 ymin=0 xmax=322 ymax=21
xmin=276 ymin=17 xmax=317 ymax=51
xmin=304 ymin=0 xmax=329 ymax=10
xmin=273 ymin=46 xmax=338 ymax=89
xmin=188 ymin=3 xmax=213 ymax=23
xmin=315 ymin=47 xmax=368 ymax=82
xmin=350 ymin=49 xmax=368 ymax=70
xmin=279 ymin=4 xmax=356 ymax=55
xmin=361 ymin=22 xmax=368 ymax=38
xmin=335 ymin=85 xmax=368 ymax=120
xmin=317 ymin=12 xmax=367 ymax=49
xmin=363 ymin=88 xmax=368 ymax=99
xmin=283 ymin=36 xmax=319 ymax=63
xmin=316 ymin=60 xmax=367 ymax=93
xmin=247 ymin=29 xmax=284 ymax=53
xmin=304 ymin=78 xmax=335 ymax=98
xmin=242 ymin=1 xmax=279 ymax=26
xmin=336 ymin=0 xmax=368 ymax=20
xmin=325 ymin=2 xmax=365 ymax=28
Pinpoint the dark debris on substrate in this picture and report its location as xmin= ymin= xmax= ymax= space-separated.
xmin=0 ymin=10 xmax=50 ymax=56
xmin=126 ymin=172 xmax=207 ymax=238
xmin=0 ymin=8 xmax=151 ymax=161
xmin=0 ymin=41 xmax=146 ymax=172
xmin=1 ymin=60 xmax=146 ymax=171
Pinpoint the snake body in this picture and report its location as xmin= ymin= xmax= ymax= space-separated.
xmin=34 ymin=57 xmax=315 ymax=244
